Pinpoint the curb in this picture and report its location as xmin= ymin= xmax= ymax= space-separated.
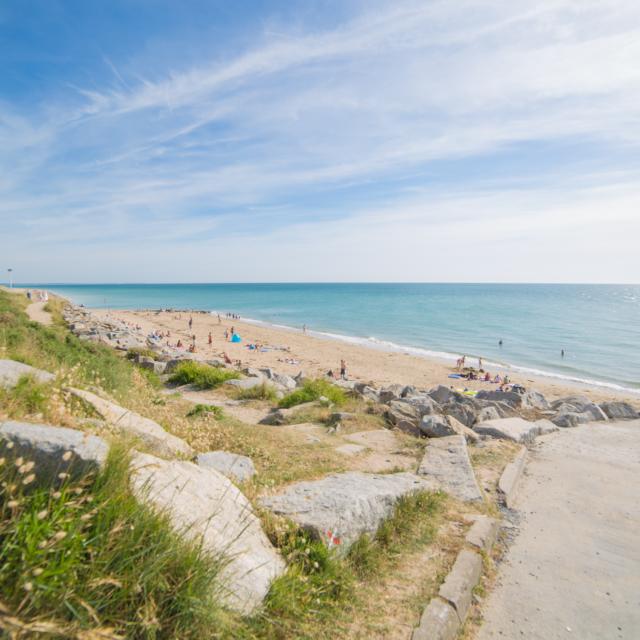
xmin=497 ymin=445 xmax=528 ymax=508
xmin=411 ymin=516 xmax=500 ymax=640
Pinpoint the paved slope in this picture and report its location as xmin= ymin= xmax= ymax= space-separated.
xmin=477 ymin=420 xmax=640 ymax=640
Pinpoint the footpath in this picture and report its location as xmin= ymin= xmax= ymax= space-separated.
xmin=477 ymin=420 xmax=640 ymax=640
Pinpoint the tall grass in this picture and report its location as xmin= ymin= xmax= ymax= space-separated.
xmin=168 ymin=361 xmax=240 ymax=389
xmin=278 ymin=379 xmax=346 ymax=409
xmin=0 ymin=443 xmax=230 ymax=638
xmin=234 ymin=382 xmax=278 ymax=402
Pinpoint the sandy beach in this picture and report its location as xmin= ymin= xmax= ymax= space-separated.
xmin=93 ymin=308 xmax=638 ymax=405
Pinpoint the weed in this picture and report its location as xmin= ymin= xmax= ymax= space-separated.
xmin=168 ymin=361 xmax=240 ymax=389
xmin=186 ymin=404 xmax=225 ymax=419
xmin=279 ymin=379 xmax=346 ymax=409
xmin=235 ymin=382 xmax=278 ymax=402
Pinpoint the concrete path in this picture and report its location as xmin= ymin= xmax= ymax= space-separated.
xmin=26 ymin=301 xmax=53 ymax=326
xmin=477 ymin=420 xmax=640 ymax=640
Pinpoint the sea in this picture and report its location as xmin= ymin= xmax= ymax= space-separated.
xmin=34 ymin=283 xmax=640 ymax=394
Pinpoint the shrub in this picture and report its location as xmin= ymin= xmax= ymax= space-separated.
xmin=278 ymin=379 xmax=346 ymax=409
xmin=186 ymin=404 xmax=225 ymax=419
xmin=126 ymin=347 xmax=157 ymax=360
xmin=0 ymin=374 xmax=52 ymax=417
xmin=0 ymin=443 xmax=229 ymax=638
xmin=168 ymin=361 xmax=240 ymax=389
xmin=235 ymin=382 xmax=278 ymax=402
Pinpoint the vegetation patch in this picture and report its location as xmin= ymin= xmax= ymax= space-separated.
xmin=186 ymin=403 xmax=225 ymax=419
xmin=126 ymin=347 xmax=158 ymax=361
xmin=0 ymin=443 xmax=230 ymax=639
xmin=278 ymin=379 xmax=347 ymax=409
xmin=168 ymin=361 xmax=240 ymax=389
xmin=234 ymin=382 xmax=278 ymax=402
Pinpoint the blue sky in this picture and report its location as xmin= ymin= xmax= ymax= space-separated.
xmin=2 ymin=0 xmax=640 ymax=283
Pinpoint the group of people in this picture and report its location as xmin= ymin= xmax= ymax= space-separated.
xmin=327 ymin=359 xmax=348 ymax=380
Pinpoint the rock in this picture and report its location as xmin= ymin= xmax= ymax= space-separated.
xmin=465 ymin=515 xmax=500 ymax=552
xmin=0 ymin=359 xmax=55 ymax=389
xmin=378 ymin=384 xmax=406 ymax=403
xmin=417 ymin=436 xmax=483 ymax=502
xmin=360 ymin=386 xmax=380 ymax=402
xmin=258 ymin=401 xmax=318 ymax=425
xmin=441 ymin=401 xmax=477 ymax=427
xmin=404 ymin=395 xmax=440 ymax=417
xmin=438 ymin=549 xmax=483 ymax=624
xmin=258 ymin=367 xmax=275 ymax=379
xmin=0 ymin=421 xmax=108 ymax=483
xmin=498 ymin=446 xmax=527 ymax=508
xmin=551 ymin=395 xmax=607 ymax=420
xmin=259 ymin=471 xmax=431 ymax=550
xmin=272 ymin=373 xmax=296 ymax=391
xmin=293 ymin=371 xmax=307 ymax=386
xmin=242 ymin=367 xmax=265 ymax=379
xmin=225 ymin=377 xmax=264 ymax=390
xmin=477 ymin=406 xmax=501 ymax=422
xmin=335 ymin=443 xmax=366 ymax=456
xmin=551 ymin=411 xmax=591 ymax=428
xmin=130 ymin=453 xmax=284 ymax=614
xmin=428 ymin=385 xmax=456 ymax=405
xmin=599 ymin=401 xmax=638 ymax=420
xmin=412 ymin=598 xmax=459 ymax=640
xmin=522 ymin=390 xmax=550 ymax=411
xmin=474 ymin=417 xmax=557 ymax=444
xmin=67 ymin=387 xmax=193 ymax=458
xmin=386 ymin=402 xmax=421 ymax=436
xmin=330 ymin=412 xmax=356 ymax=423
xmin=196 ymin=451 xmax=256 ymax=483
xmin=164 ymin=358 xmax=193 ymax=374
xmin=475 ymin=389 xmax=524 ymax=408
xmin=419 ymin=415 xmax=479 ymax=443
xmin=138 ymin=358 xmax=167 ymax=375
xmin=332 ymin=378 xmax=356 ymax=390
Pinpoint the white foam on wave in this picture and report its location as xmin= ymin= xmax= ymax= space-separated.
xmin=217 ymin=312 xmax=639 ymax=395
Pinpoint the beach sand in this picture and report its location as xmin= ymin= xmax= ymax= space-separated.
xmin=93 ymin=308 xmax=638 ymax=405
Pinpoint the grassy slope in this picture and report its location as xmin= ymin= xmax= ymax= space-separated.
xmin=0 ymin=290 xmax=477 ymax=639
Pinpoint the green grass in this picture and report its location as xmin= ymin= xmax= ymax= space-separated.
xmin=168 ymin=361 xmax=240 ymax=390
xmin=126 ymin=347 xmax=158 ymax=361
xmin=0 ymin=374 xmax=52 ymax=419
xmin=186 ymin=403 xmax=225 ymax=419
xmin=278 ymin=379 xmax=347 ymax=409
xmin=0 ymin=290 xmax=136 ymax=399
xmin=0 ymin=443 xmax=231 ymax=639
xmin=234 ymin=382 xmax=278 ymax=402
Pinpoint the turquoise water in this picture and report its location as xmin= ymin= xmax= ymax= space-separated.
xmin=36 ymin=283 xmax=640 ymax=393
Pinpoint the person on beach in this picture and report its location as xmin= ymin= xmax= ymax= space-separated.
xmin=561 ymin=349 xmax=565 ymax=358
xmin=478 ymin=357 xmax=483 ymax=371
xmin=224 ymin=329 xmax=229 ymax=341
xmin=498 ymin=339 xmax=503 ymax=347
xmin=340 ymin=359 xmax=347 ymax=380
xmin=303 ymin=324 xmax=307 ymax=334
xmin=217 ymin=314 xmax=221 ymax=324
xmin=188 ymin=316 xmax=193 ymax=330
xmin=208 ymin=332 xmax=212 ymax=345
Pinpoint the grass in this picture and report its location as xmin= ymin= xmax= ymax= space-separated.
xmin=0 ymin=290 xmax=136 ymax=399
xmin=278 ymin=379 xmax=347 ymax=409
xmin=168 ymin=361 xmax=240 ymax=390
xmin=247 ymin=490 xmax=445 ymax=639
xmin=126 ymin=347 xmax=158 ymax=361
xmin=0 ymin=374 xmax=52 ymax=419
xmin=0 ymin=443 xmax=231 ymax=639
xmin=234 ymin=383 xmax=278 ymax=402
xmin=186 ymin=403 xmax=225 ymax=419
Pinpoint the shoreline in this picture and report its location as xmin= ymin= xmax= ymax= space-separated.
xmin=83 ymin=304 xmax=638 ymax=405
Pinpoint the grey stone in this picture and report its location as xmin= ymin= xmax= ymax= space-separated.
xmin=599 ymin=401 xmax=638 ymax=420
xmin=475 ymin=389 xmax=524 ymax=408
xmin=0 ymin=359 xmax=55 ymax=389
xmin=474 ymin=417 xmax=557 ymax=444
xmin=428 ymin=385 xmax=456 ymax=405
xmin=466 ymin=516 xmax=500 ymax=552
xmin=379 ymin=384 xmax=406 ymax=403
xmin=551 ymin=395 xmax=607 ymax=421
xmin=259 ymin=471 xmax=431 ymax=550
xmin=386 ymin=401 xmax=421 ymax=436
xmin=130 ymin=453 xmax=284 ymax=614
xmin=258 ymin=401 xmax=318 ymax=425
xmin=0 ymin=421 xmax=108 ymax=483
xmin=498 ymin=446 xmax=527 ymax=508
xmin=438 ymin=549 xmax=483 ymax=623
xmin=412 ymin=598 xmax=460 ymax=640
xmin=196 ymin=451 xmax=256 ymax=483
xmin=404 ymin=395 xmax=440 ymax=417
xmin=477 ymin=406 xmax=501 ymax=422
xmin=225 ymin=377 xmax=264 ymax=390
xmin=138 ymin=359 xmax=167 ymax=375
xmin=272 ymin=373 xmax=297 ymax=390
xmin=441 ymin=401 xmax=477 ymax=427
xmin=420 ymin=415 xmax=479 ymax=443
xmin=68 ymin=387 xmax=193 ymax=458
xmin=242 ymin=367 xmax=265 ymax=379
xmin=417 ymin=436 xmax=483 ymax=502
xmin=164 ymin=358 xmax=193 ymax=373
xmin=523 ymin=390 xmax=550 ymax=411
xmin=551 ymin=411 xmax=588 ymax=428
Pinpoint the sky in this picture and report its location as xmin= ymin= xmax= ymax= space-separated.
xmin=1 ymin=0 xmax=640 ymax=284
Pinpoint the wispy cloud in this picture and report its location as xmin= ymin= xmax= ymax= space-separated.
xmin=2 ymin=0 xmax=640 ymax=282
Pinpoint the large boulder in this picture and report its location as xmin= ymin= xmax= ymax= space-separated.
xmin=420 ymin=415 xmax=479 ymax=443
xmin=0 ymin=359 xmax=55 ymax=389
xmin=475 ymin=389 xmax=524 ymax=408
xmin=130 ymin=453 xmax=284 ymax=614
xmin=417 ymin=435 xmax=483 ymax=502
xmin=474 ymin=417 xmax=557 ymax=444
xmin=404 ymin=395 xmax=440 ymax=417
xmin=551 ymin=411 xmax=593 ymax=428
xmin=477 ymin=406 xmax=502 ymax=423
xmin=385 ymin=401 xmax=421 ymax=436
xmin=428 ymin=385 xmax=457 ymax=405
xmin=258 ymin=401 xmax=318 ymax=425
xmin=67 ymin=387 xmax=193 ymax=458
xmin=441 ymin=401 xmax=477 ymax=427
xmin=272 ymin=373 xmax=297 ymax=391
xmin=0 ymin=421 xmax=108 ymax=484
xmin=378 ymin=385 xmax=406 ymax=404
xmin=599 ymin=401 xmax=638 ymax=420
xmin=259 ymin=472 xmax=431 ymax=550
xmin=225 ymin=377 xmax=264 ymax=390
xmin=196 ymin=451 xmax=256 ymax=483
xmin=550 ymin=395 xmax=607 ymax=421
